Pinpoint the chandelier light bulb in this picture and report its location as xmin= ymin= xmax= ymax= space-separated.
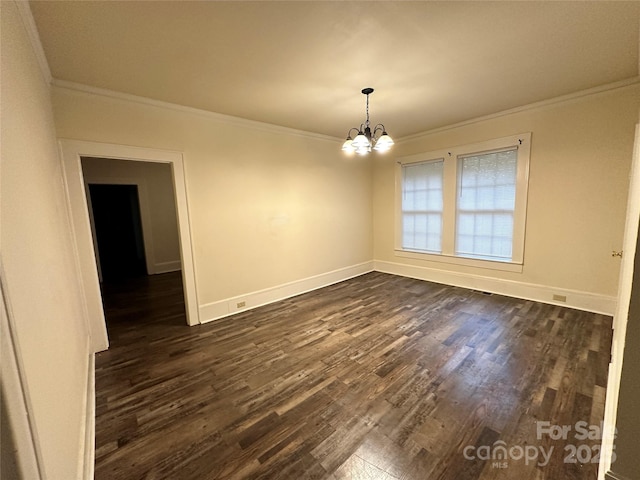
xmin=342 ymin=137 xmax=355 ymax=154
xmin=373 ymin=132 xmax=394 ymax=152
xmin=356 ymin=144 xmax=371 ymax=155
xmin=351 ymin=132 xmax=370 ymax=149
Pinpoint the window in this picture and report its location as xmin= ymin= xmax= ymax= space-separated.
xmin=396 ymin=133 xmax=530 ymax=271
xmin=401 ymin=160 xmax=444 ymax=253
xmin=456 ymin=148 xmax=517 ymax=261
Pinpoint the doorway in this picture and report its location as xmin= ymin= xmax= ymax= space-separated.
xmin=80 ymin=156 xmax=187 ymax=337
xmin=88 ymin=184 xmax=147 ymax=281
xmin=60 ymin=139 xmax=200 ymax=353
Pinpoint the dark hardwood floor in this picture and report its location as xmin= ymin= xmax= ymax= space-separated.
xmin=95 ymin=271 xmax=612 ymax=480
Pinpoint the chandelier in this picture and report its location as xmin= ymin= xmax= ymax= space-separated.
xmin=342 ymin=87 xmax=394 ymax=155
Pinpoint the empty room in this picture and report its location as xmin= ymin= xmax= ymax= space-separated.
xmin=2 ymin=1 xmax=640 ymax=480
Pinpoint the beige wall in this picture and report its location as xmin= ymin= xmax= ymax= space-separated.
xmin=373 ymin=85 xmax=640 ymax=301
xmin=81 ymin=157 xmax=181 ymax=272
xmin=48 ymin=82 xmax=640 ymax=311
xmin=1 ymin=2 xmax=91 ymax=478
xmin=51 ymin=86 xmax=374 ymax=306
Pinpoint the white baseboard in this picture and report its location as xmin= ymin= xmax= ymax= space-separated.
xmin=80 ymin=352 xmax=95 ymax=480
xmin=199 ymin=261 xmax=374 ymax=323
xmin=198 ymin=259 xmax=614 ymax=324
xmin=374 ymin=260 xmax=616 ymax=315
xmin=153 ymin=261 xmax=182 ymax=274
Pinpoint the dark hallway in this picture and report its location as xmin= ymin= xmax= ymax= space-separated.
xmin=89 ymin=184 xmax=147 ymax=281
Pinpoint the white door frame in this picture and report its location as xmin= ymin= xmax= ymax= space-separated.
xmin=598 ymin=124 xmax=640 ymax=479
xmin=59 ymin=139 xmax=200 ymax=352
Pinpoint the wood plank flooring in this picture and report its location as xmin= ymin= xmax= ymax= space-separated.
xmin=95 ymin=272 xmax=612 ymax=480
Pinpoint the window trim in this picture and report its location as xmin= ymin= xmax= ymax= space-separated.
xmin=395 ymin=133 xmax=531 ymax=272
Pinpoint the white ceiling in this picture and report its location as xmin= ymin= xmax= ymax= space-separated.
xmin=30 ymin=1 xmax=639 ymax=139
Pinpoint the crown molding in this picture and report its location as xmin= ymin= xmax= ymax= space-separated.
xmin=51 ymin=79 xmax=342 ymax=143
xmin=397 ymin=77 xmax=640 ymax=144
xmin=14 ymin=0 xmax=52 ymax=85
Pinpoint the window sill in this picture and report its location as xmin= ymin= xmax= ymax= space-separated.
xmin=394 ymin=249 xmax=524 ymax=273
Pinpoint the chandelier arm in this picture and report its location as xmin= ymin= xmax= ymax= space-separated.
xmin=346 ymin=127 xmax=360 ymax=138
xmin=373 ymin=124 xmax=386 ymax=139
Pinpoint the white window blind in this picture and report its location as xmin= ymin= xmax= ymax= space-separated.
xmin=401 ymin=160 xmax=444 ymax=253
xmin=455 ymin=148 xmax=517 ymax=261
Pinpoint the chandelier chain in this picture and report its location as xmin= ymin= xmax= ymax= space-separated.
xmin=365 ymin=94 xmax=370 ymax=128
